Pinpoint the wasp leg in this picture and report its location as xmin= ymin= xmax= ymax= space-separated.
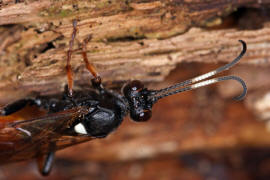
xmin=63 ymin=85 xmax=77 ymax=106
xmin=0 ymin=99 xmax=36 ymax=116
xmin=37 ymin=151 xmax=55 ymax=176
xmin=81 ymin=35 xmax=103 ymax=90
xmin=66 ymin=19 xmax=78 ymax=97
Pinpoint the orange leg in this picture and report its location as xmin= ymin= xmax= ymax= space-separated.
xmin=81 ymin=35 xmax=102 ymax=88
xmin=66 ymin=19 xmax=78 ymax=97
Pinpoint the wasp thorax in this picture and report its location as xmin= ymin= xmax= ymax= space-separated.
xmin=122 ymin=80 xmax=153 ymax=122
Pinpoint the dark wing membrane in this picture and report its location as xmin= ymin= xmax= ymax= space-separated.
xmin=0 ymin=105 xmax=48 ymax=160
xmin=54 ymin=135 xmax=95 ymax=151
xmin=0 ymin=107 xmax=92 ymax=164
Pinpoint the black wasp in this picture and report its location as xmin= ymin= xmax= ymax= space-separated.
xmin=0 ymin=20 xmax=247 ymax=175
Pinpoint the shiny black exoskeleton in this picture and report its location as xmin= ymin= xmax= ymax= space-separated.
xmin=2 ymin=89 xmax=122 ymax=138
xmin=1 ymin=80 xmax=156 ymax=138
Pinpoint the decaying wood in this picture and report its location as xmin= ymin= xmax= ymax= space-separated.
xmin=1 ymin=0 xmax=270 ymax=179
xmin=0 ymin=0 xmax=270 ymax=102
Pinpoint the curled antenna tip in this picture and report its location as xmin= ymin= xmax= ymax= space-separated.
xmin=238 ymin=40 xmax=247 ymax=53
xmin=233 ymin=85 xmax=247 ymax=101
xmin=231 ymin=76 xmax=247 ymax=101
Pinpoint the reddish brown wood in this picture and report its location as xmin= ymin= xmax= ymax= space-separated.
xmin=1 ymin=0 xmax=270 ymax=179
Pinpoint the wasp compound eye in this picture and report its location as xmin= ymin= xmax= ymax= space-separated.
xmin=130 ymin=80 xmax=144 ymax=91
xmin=130 ymin=109 xmax=152 ymax=122
xmin=123 ymin=80 xmax=144 ymax=97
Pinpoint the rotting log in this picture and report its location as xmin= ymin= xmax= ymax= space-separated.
xmin=0 ymin=0 xmax=270 ymax=102
xmin=1 ymin=0 xmax=270 ymax=179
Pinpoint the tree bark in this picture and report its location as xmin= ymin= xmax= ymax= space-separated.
xmin=1 ymin=0 xmax=270 ymax=179
xmin=0 ymin=0 xmax=270 ymax=101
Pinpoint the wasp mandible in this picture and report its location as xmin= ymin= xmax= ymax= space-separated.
xmin=0 ymin=20 xmax=247 ymax=176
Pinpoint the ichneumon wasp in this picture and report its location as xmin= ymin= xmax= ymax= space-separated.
xmin=0 ymin=20 xmax=247 ymax=175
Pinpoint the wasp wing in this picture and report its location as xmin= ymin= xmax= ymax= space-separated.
xmin=0 ymin=106 xmax=93 ymax=163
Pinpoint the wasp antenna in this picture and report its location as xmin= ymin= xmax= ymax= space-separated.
xmin=152 ymin=40 xmax=246 ymax=95
xmin=152 ymin=75 xmax=247 ymax=101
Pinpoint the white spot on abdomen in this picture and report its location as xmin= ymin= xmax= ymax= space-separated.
xmin=74 ymin=123 xmax=88 ymax=135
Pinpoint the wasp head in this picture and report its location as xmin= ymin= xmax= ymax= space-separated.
xmin=122 ymin=80 xmax=156 ymax=122
xmin=122 ymin=40 xmax=248 ymax=122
